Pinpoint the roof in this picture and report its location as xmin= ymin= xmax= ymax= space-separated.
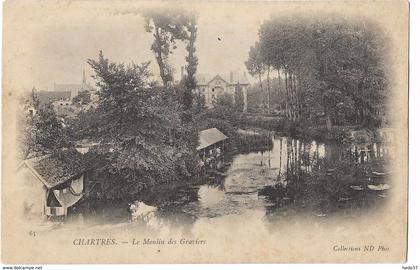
xmin=22 ymin=149 xmax=91 ymax=189
xmin=207 ymin=74 xmax=228 ymax=85
xmin=37 ymin=91 xmax=72 ymax=104
xmin=197 ymin=72 xmax=250 ymax=86
xmin=54 ymin=83 xmax=90 ymax=93
xmin=197 ymin=128 xmax=228 ymax=150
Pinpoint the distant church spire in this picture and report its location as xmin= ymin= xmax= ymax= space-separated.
xmin=82 ymin=69 xmax=86 ymax=84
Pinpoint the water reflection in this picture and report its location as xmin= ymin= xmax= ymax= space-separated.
xmin=198 ymin=185 xmax=224 ymax=208
xmin=178 ymin=135 xmax=391 ymax=221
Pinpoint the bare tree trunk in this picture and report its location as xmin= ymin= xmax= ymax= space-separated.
xmin=277 ymin=68 xmax=283 ymax=116
xmin=326 ymin=110 xmax=332 ymax=131
xmin=267 ymin=66 xmax=271 ymax=113
xmin=294 ymin=73 xmax=297 ymax=120
xmin=153 ymin=27 xmax=169 ymax=90
xmin=285 ymin=70 xmax=289 ymax=119
xmin=286 ymin=138 xmax=291 ymax=182
xmin=296 ymin=71 xmax=300 ymax=120
xmin=279 ymin=137 xmax=283 ymax=176
xmin=258 ymin=72 xmax=264 ymax=113
xmin=292 ymin=73 xmax=297 ymax=121
xmin=290 ymin=72 xmax=294 ymax=121
xmin=289 ymin=72 xmax=294 ymax=121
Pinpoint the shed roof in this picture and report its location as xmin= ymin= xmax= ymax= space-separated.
xmin=197 ymin=128 xmax=228 ymax=150
xmin=22 ymin=149 xmax=91 ymax=189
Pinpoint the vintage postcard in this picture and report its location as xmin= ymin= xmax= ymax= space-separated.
xmin=1 ymin=0 xmax=408 ymax=264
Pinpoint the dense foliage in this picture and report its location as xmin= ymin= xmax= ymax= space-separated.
xmin=234 ymin=84 xmax=245 ymax=112
xmin=246 ymin=17 xmax=389 ymax=129
xmin=182 ymin=13 xmax=198 ymax=111
xmin=81 ymin=52 xmax=198 ymax=199
xmin=72 ymin=90 xmax=91 ymax=105
xmin=18 ymin=91 xmax=70 ymax=159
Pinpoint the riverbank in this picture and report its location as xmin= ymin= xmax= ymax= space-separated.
xmin=234 ymin=113 xmax=386 ymax=144
xmin=193 ymin=106 xmax=364 ymax=146
xmin=194 ymin=112 xmax=274 ymax=153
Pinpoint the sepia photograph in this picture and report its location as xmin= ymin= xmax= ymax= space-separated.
xmin=1 ymin=0 xmax=410 ymax=265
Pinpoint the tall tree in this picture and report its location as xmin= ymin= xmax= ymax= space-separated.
xmin=245 ymin=42 xmax=267 ymax=111
xmin=144 ymin=9 xmax=189 ymax=91
xmin=266 ymin=66 xmax=271 ymax=113
xmin=254 ymin=18 xmax=388 ymax=128
xmin=182 ymin=13 xmax=198 ymax=111
xmin=85 ymin=52 xmax=198 ymax=198
xmin=234 ymin=83 xmax=245 ymax=112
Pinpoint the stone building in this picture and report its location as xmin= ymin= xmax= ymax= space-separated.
xmin=195 ymin=72 xmax=249 ymax=111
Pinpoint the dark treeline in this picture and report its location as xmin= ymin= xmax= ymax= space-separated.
xmin=246 ymin=17 xmax=389 ymax=130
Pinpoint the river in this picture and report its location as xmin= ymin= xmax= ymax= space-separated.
xmin=64 ymin=134 xmax=391 ymax=234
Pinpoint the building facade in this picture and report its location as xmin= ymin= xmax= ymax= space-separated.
xmin=196 ymin=72 xmax=249 ymax=111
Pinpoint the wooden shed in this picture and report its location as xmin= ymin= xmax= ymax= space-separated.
xmin=197 ymin=128 xmax=228 ymax=170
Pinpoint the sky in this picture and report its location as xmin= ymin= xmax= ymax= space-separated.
xmin=4 ymin=0 xmax=399 ymax=93
xmin=4 ymin=1 xmax=273 ymax=92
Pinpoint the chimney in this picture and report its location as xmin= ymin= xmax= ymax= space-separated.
xmin=230 ymin=71 xmax=233 ymax=83
xmin=82 ymin=69 xmax=86 ymax=84
xmin=181 ymin=66 xmax=184 ymax=78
